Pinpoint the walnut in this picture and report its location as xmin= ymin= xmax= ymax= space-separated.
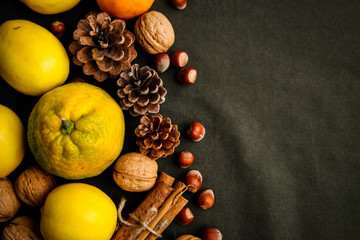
xmin=0 ymin=178 xmax=21 ymax=223
xmin=113 ymin=152 xmax=158 ymax=192
xmin=15 ymin=166 xmax=56 ymax=207
xmin=134 ymin=11 xmax=175 ymax=54
xmin=1 ymin=216 xmax=44 ymax=240
xmin=175 ymin=235 xmax=201 ymax=240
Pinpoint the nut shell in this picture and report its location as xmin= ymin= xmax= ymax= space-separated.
xmin=15 ymin=166 xmax=56 ymax=207
xmin=0 ymin=178 xmax=21 ymax=223
xmin=134 ymin=11 xmax=175 ymax=54
xmin=175 ymin=235 xmax=201 ymax=240
xmin=1 ymin=216 xmax=43 ymax=240
xmin=113 ymin=152 xmax=158 ymax=192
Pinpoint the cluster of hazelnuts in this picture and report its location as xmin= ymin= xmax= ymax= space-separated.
xmin=173 ymin=122 xmax=222 ymax=240
xmin=153 ymin=51 xmax=197 ymax=85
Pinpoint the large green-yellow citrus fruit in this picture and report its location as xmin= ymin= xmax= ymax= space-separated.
xmin=20 ymin=0 xmax=81 ymax=15
xmin=0 ymin=105 xmax=26 ymax=178
xmin=40 ymin=183 xmax=117 ymax=240
xmin=27 ymin=83 xmax=125 ymax=179
xmin=0 ymin=20 xmax=69 ymax=96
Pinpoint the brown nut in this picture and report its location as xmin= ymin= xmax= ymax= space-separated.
xmin=69 ymin=77 xmax=85 ymax=83
xmin=178 ymin=67 xmax=197 ymax=85
xmin=171 ymin=0 xmax=187 ymax=10
xmin=154 ymin=53 xmax=170 ymax=73
xmin=113 ymin=152 xmax=158 ymax=192
xmin=187 ymin=122 xmax=205 ymax=142
xmin=175 ymin=235 xmax=201 ymax=240
xmin=134 ymin=11 xmax=175 ymax=54
xmin=185 ymin=170 xmax=202 ymax=193
xmin=203 ymin=227 xmax=223 ymax=240
xmin=197 ymin=189 xmax=215 ymax=210
xmin=15 ymin=166 xmax=56 ymax=207
xmin=0 ymin=178 xmax=21 ymax=223
xmin=176 ymin=206 xmax=194 ymax=225
xmin=1 ymin=216 xmax=43 ymax=240
xmin=50 ymin=21 xmax=65 ymax=38
xmin=178 ymin=150 xmax=194 ymax=168
xmin=171 ymin=51 xmax=189 ymax=68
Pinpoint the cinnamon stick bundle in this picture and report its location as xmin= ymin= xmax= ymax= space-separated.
xmin=112 ymin=172 xmax=188 ymax=240
xmin=136 ymin=181 xmax=187 ymax=240
xmin=112 ymin=173 xmax=174 ymax=240
xmin=145 ymin=196 xmax=188 ymax=240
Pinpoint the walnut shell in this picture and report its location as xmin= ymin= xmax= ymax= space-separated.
xmin=113 ymin=152 xmax=158 ymax=192
xmin=15 ymin=166 xmax=56 ymax=207
xmin=175 ymin=235 xmax=201 ymax=240
xmin=1 ymin=216 xmax=44 ymax=240
xmin=134 ymin=11 xmax=175 ymax=54
xmin=0 ymin=178 xmax=21 ymax=223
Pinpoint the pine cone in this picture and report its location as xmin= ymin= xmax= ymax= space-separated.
xmin=135 ymin=114 xmax=180 ymax=160
xmin=69 ymin=12 xmax=137 ymax=82
xmin=117 ymin=64 xmax=167 ymax=116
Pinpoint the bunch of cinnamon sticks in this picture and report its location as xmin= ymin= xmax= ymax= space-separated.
xmin=112 ymin=172 xmax=188 ymax=240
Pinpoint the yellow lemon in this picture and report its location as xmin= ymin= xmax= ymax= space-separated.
xmin=20 ymin=0 xmax=81 ymax=15
xmin=0 ymin=105 xmax=26 ymax=178
xmin=40 ymin=183 xmax=118 ymax=240
xmin=0 ymin=20 xmax=69 ymax=96
xmin=27 ymin=83 xmax=125 ymax=179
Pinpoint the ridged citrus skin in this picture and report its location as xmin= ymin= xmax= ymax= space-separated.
xmin=0 ymin=105 xmax=25 ymax=178
xmin=27 ymin=83 xmax=125 ymax=179
xmin=96 ymin=0 xmax=155 ymax=20
xmin=20 ymin=0 xmax=81 ymax=15
xmin=0 ymin=20 xmax=69 ymax=96
xmin=40 ymin=183 xmax=117 ymax=240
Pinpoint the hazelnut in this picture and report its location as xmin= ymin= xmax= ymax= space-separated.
xmin=171 ymin=0 xmax=187 ymax=10
xmin=175 ymin=235 xmax=201 ymax=240
xmin=154 ymin=53 xmax=170 ymax=73
xmin=187 ymin=122 xmax=205 ymax=142
xmin=178 ymin=150 xmax=194 ymax=168
xmin=178 ymin=67 xmax=197 ymax=85
xmin=203 ymin=227 xmax=223 ymax=240
xmin=176 ymin=206 xmax=194 ymax=225
xmin=50 ymin=21 xmax=65 ymax=38
xmin=0 ymin=178 xmax=21 ymax=222
xmin=197 ymin=189 xmax=215 ymax=210
xmin=1 ymin=216 xmax=43 ymax=240
xmin=134 ymin=11 xmax=175 ymax=54
xmin=184 ymin=170 xmax=202 ymax=193
xmin=171 ymin=51 xmax=189 ymax=68
xmin=15 ymin=166 xmax=56 ymax=207
xmin=69 ymin=77 xmax=85 ymax=83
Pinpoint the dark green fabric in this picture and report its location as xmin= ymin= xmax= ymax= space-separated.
xmin=1 ymin=1 xmax=359 ymax=239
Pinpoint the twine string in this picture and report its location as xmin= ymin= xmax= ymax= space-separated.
xmin=117 ymin=197 xmax=162 ymax=239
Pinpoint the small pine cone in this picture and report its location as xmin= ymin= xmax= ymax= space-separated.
xmin=69 ymin=12 xmax=137 ymax=82
xmin=117 ymin=64 xmax=167 ymax=116
xmin=135 ymin=114 xmax=180 ymax=160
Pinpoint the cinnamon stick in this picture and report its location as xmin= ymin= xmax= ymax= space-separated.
xmin=136 ymin=181 xmax=187 ymax=240
xmin=112 ymin=175 xmax=174 ymax=240
xmin=145 ymin=196 xmax=188 ymax=240
xmin=153 ymin=172 xmax=175 ymax=188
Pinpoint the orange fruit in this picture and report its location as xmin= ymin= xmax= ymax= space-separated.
xmin=96 ymin=0 xmax=155 ymax=20
xmin=27 ymin=83 xmax=125 ymax=180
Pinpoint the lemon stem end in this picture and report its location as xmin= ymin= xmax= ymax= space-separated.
xmin=61 ymin=117 xmax=74 ymax=135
